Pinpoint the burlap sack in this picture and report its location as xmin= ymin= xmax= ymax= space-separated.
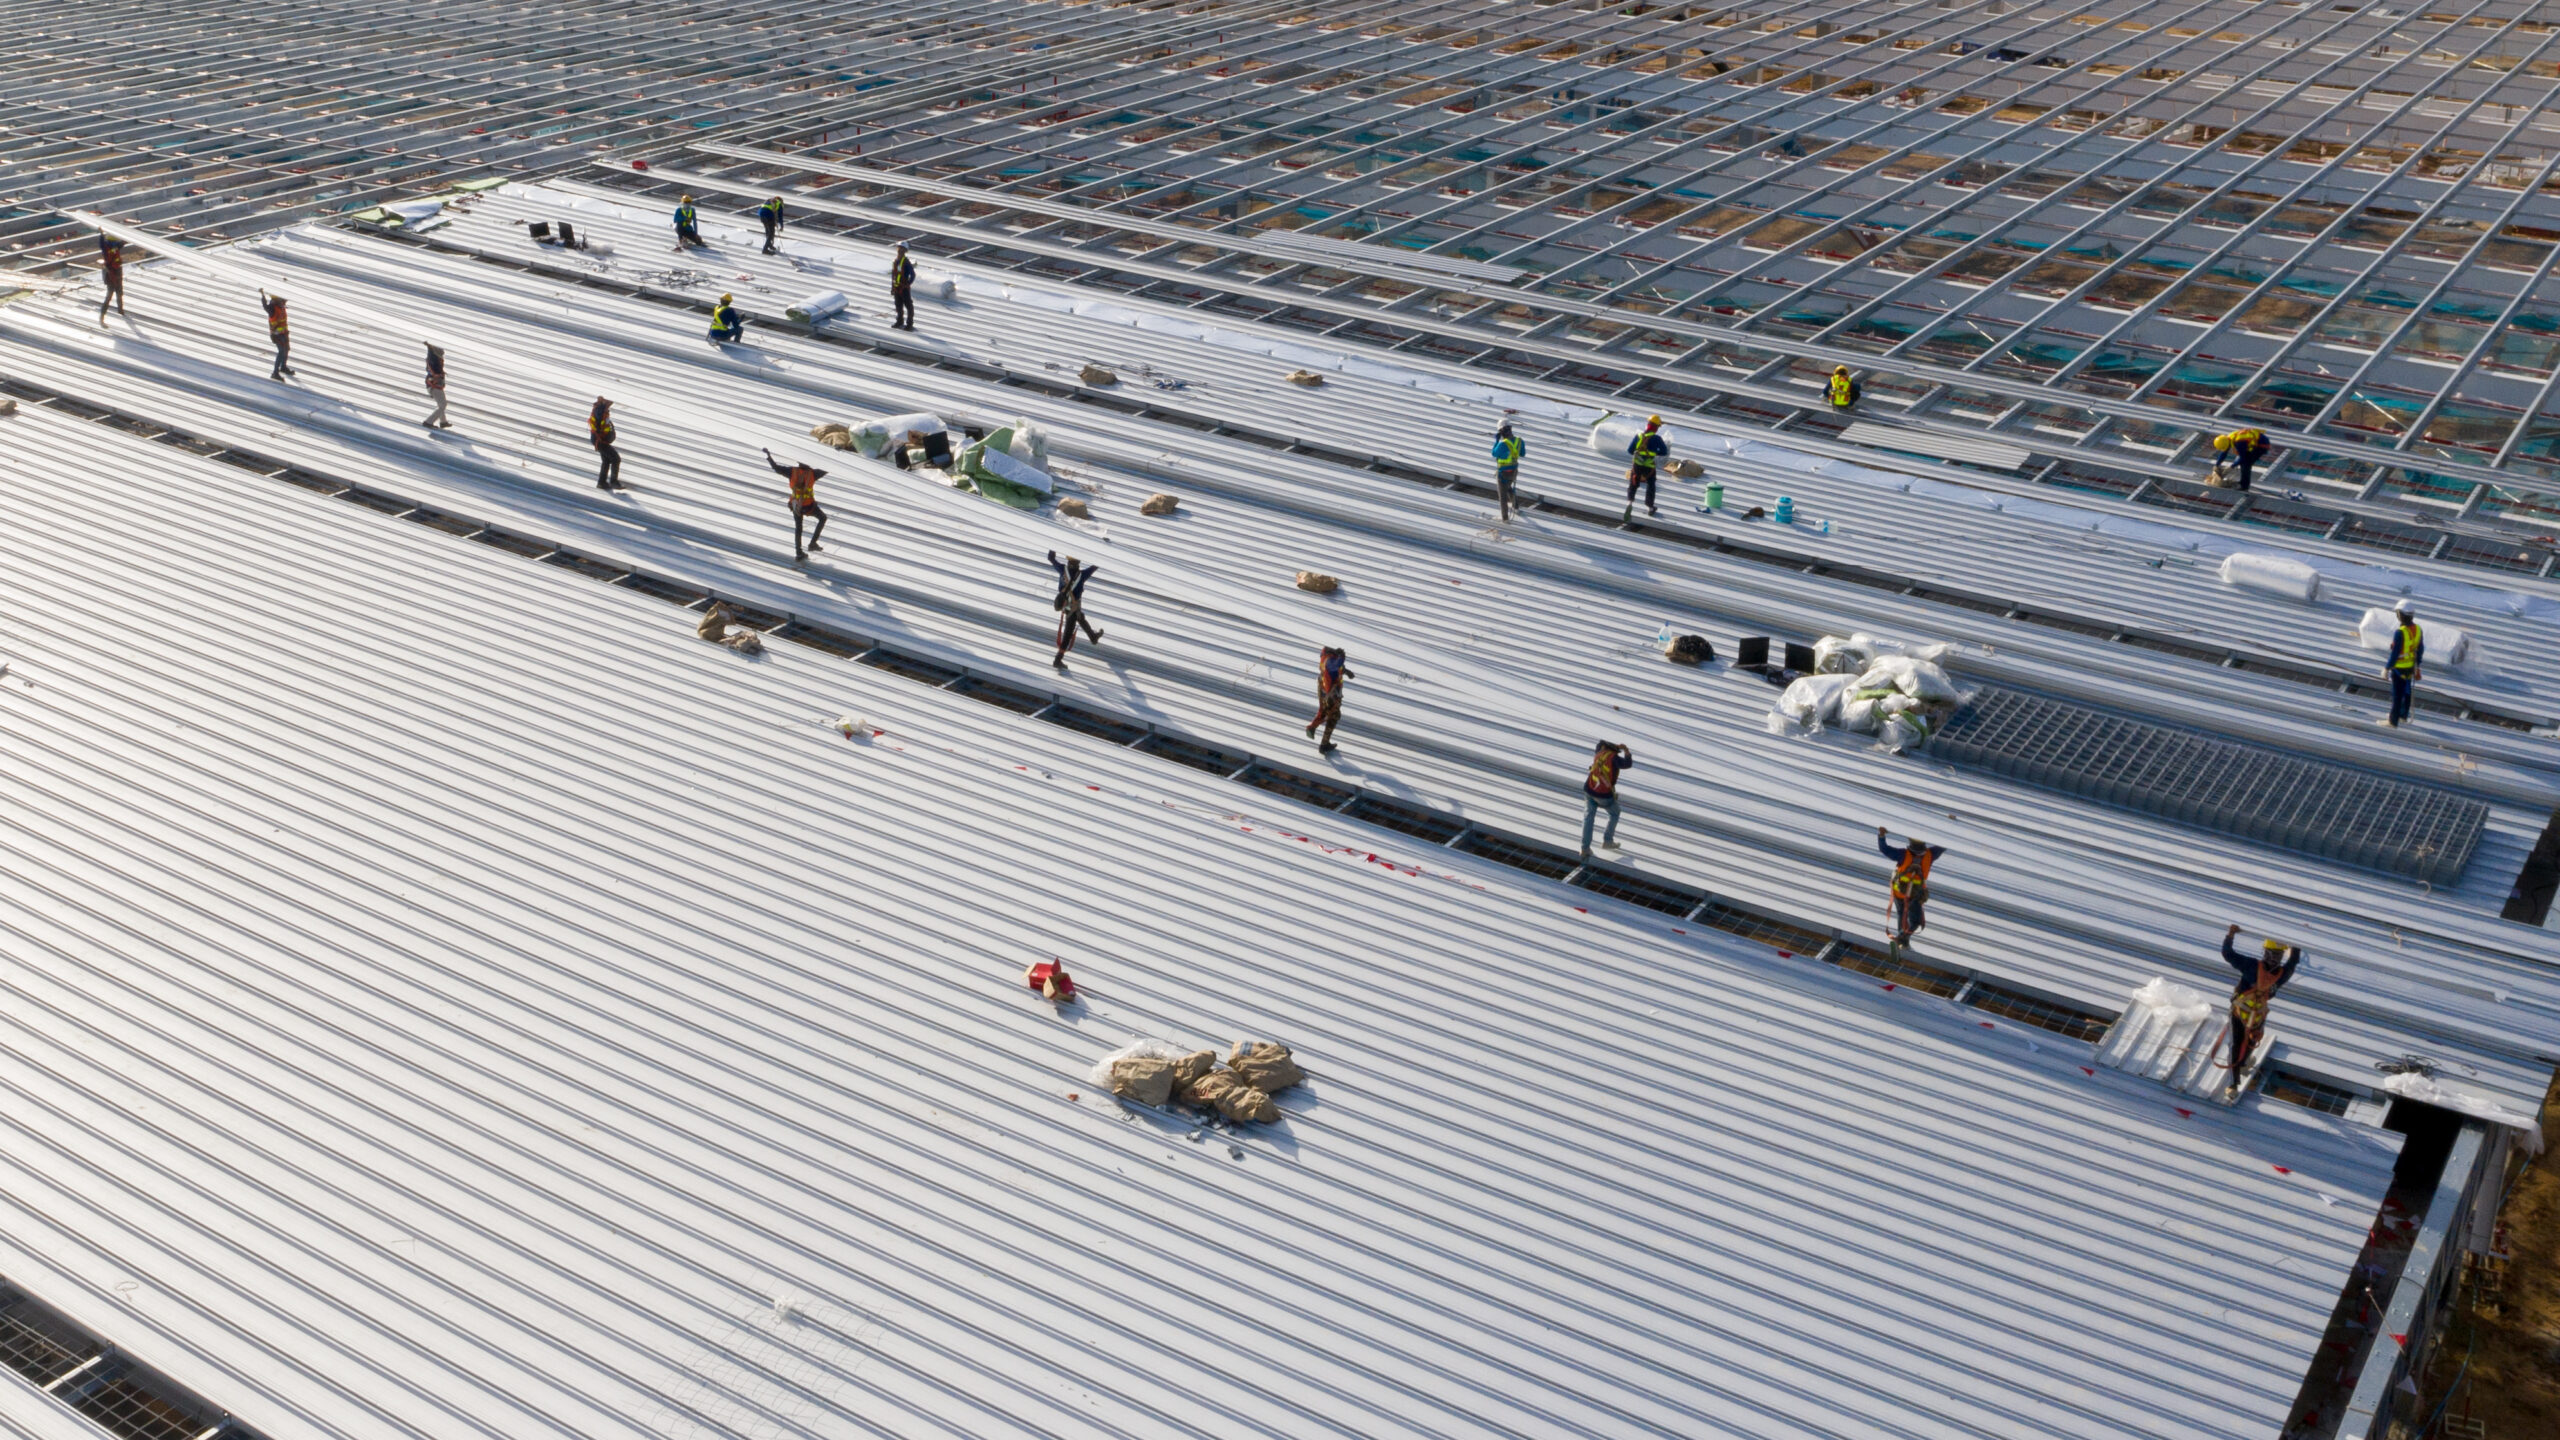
xmin=1079 ymin=363 xmax=1118 ymax=386
xmin=1140 ymin=493 xmax=1180 ymax=516
xmin=1295 ymin=571 xmax=1339 ymax=594
xmin=1186 ymin=1070 xmax=1279 ymax=1124
xmin=1057 ymin=497 xmax=1091 ymax=519
xmin=1109 ymin=1056 xmax=1177 ymax=1107
xmin=1228 ymin=1041 xmax=1305 ymax=1093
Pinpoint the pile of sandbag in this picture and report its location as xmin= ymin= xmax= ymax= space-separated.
xmin=809 ymin=421 xmax=857 ymax=451
xmin=1140 ymin=493 xmax=1180 ymax=516
xmin=1284 ymin=369 xmax=1327 ymax=387
xmin=1766 ymin=634 xmax=1967 ymax=752
xmin=1093 ymin=1039 xmax=1306 ymax=1124
xmin=1295 ymin=571 xmax=1340 ymax=594
xmin=956 ymin=418 xmax=1057 ymax=509
xmin=1057 ymin=497 xmax=1091 ymax=520
xmin=2355 ymin=606 xmax=2474 ymax=667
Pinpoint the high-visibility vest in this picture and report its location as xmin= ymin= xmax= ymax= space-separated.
xmin=712 ymin=301 xmax=739 ymax=330
xmin=1891 ymin=847 xmax=1933 ymax=899
xmin=891 ymin=255 xmax=916 ymax=289
xmin=1491 ymin=435 xmax=1522 ymax=467
xmin=1629 ymin=433 xmax=1666 ymax=467
xmin=788 ymin=467 xmax=818 ymax=505
xmin=674 ymin=203 xmax=696 ymax=230
xmin=757 ymin=199 xmax=782 ymax=224
xmin=589 ymin=411 xmax=615 ymax=446
xmin=1829 ymin=372 xmax=1854 ymax=406
xmin=2393 ymin=621 xmax=2422 ymax=672
xmin=265 ymin=300 xmax=287 ymax=336
xmin=2232 ymin=990 xmax=2269 ymax=1030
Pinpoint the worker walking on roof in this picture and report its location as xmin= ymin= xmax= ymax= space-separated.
xmin=890 ymin=242 xmax=918 ymax=331
xmin=257 ymin=289 xmax=295 ymax=379
xmin=2212 ymin=428 xmax=2269 ymax=491
xmin=1048 ymin=550 xmax=1103 ymax=668
xmin=709 ymin=293 xmax=745 ymax=344
xmin=421 ymin=344 xmax=449 ymax=429
xmin=1877 ymin=827 xmax=1945 ymax=954
xmin=1625 ymin=416 xmax=1667 ymax=521
xmin=589 ymin=397 xmax=625 ymax=491
xmin=1305 ymin=646 xmax=1353 ymax=752
xmin=1491 ymin=422 xmax=1525 ymax=522
xmin=1827 ymin=365 xmax=1860 ymax=413
xmin=2385 ymin=601 xmax=2423 ymax=727
xmin=1579 ymin=741 xmax=1633 ymax=860
xmin=756 ymin=195 xmax=785 ymax=255
xmin=97 ymin=236 xmax=125 ymax=324
xmin=765 ymin=447 xmax=828 ymax=562
xmin=673 ymin=194 xmax=705 ymax=250
xmin=2220 ymin=923 xmax=2303 ymax=1097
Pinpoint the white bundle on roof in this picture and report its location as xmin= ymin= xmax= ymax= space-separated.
xmin=1765 ymin=672 xmax=1856 ymax=734
xmin=916 ymin=270 xmax=958 ymax=302
xmin=850 ymin=410 xmax=950 ymax=458
xmin=2217 ymin=551 xmax=2323 ymax=603
xmin=2355 ymin=606 xmax=2473 ymax=666
xmin=977 ymin=445 xmax=1054 ymax=496
xmin=786 ymin=290 xmax=848 ymax=323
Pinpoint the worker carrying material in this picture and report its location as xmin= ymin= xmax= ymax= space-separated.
xmin=1625 ymin=417 xmax=1668 ymax=520
xmin=764 ymin=448 xmax=828 ymax=562
xmin=2385 ymin=601 xmax=2423 ymax=728
xmin=2211 ymin=428 xmax=2269 ymax=491
xmin=589 ymin=397 xmax=624 ymax=491
xmin=1306 ymin=646 xmax=1353 ymax=752
xmin=1048 ymin=550 xmax=1103 ymax=669
xmin=2220 ymin=923 xmax=2302 ymax=1097
xmin=756 ymin=195 xmax=785 ymax=255
xmin=1827 ymin=365 xmax=1860 ymax=412
xmin=1580 ymin=741 xmax=1634 ymax=859
xmin=673 ymin=194 xmax=705 ymax=249
xmin=98 ymin=236 xmax=125 ymax=324
xmin=709 ymin=293 xmax=745 ymax=344
xmin=890 ymin=241 xmax=918 ymax=331
xmin=422 ymin=344 xmax=450 ymax=429
xmin=257 ymin=289 xmax=295 ymax=380
xmin=1876 ymin=828 xmax=1945 ymax=953
xmin=1490 ymin=422 xmax=1526 ymax=522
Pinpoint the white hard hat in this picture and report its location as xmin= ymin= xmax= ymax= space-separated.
xmin=2394 ymin=599 xmax=2414 ymax=615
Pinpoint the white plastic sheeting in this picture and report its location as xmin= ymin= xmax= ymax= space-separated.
xmin=2218 ymin=552 xmax=2323 ymax=604
xmin=2380 ymin=1071 xmax=2545 ymax=1153
xmin=2354 ymin=606 xmax=2474 ymax=667
xmin=2096 ymin=979 xmax=2258 ymax=1099
xmin=786 ymin=289 xmax=849 ymax=323
xmin=1766 ymin=672 xmax=1856 ymax=734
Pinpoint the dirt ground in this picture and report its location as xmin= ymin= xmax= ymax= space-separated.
xmin=2429 ymin=1077 xmax=2560 ymax=1435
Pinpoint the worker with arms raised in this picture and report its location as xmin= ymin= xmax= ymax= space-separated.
xmin=2221 ymin=924 xmax=2302 ymax=1097
xmin=765 ymin=448 xmax=828 ymax=562
xmin=1876 ymin=827 xmax=1944 ymax=954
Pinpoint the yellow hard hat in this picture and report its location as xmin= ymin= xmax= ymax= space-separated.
xmin=1833 ymin=364 xmax=1850 ymax=374
xmin=720 ymin=293 xmax=732 ymax=303
xmin=2214 ymin=434 xmax=2234 ymax=450
xmin=1646 ymin=414 xmax=1663 ymax=426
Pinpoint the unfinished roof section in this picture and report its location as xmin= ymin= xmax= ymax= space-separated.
xmin=643 ymin=0 xmax=2560 ymax=535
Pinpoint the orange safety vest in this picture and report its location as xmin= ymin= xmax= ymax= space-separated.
xmin=265 ymin=299 xmax=288 ymax=336
xmin=787 ymin=466 xmax=818 ymax=505
xmin=1891 ymin=846 xmax=1933 ymax=899
xmin=2232 ymin=989 xmax=2269 ymax=1030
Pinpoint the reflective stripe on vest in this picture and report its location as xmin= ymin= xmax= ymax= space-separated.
xmin=1829 ymin=373 xmax=1853 ymax=405
xmin=2394 ymin=622 xmax=2421 ymax=671
xmin=1891 ymin=849 xmax=1932 ymax=898
xmin=1493 ymin=437 xmax=1521 ymax=466
xmin=2232 ymin=991 xmax=2269 ymax=1029
xmin=789 ymin=469 xmax=817 ymax=504
xmin=266 ymin=302 xmax=287 ymax=335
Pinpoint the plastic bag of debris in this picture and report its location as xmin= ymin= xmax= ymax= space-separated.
xmin=1853 ymin=654 xmax=1965 ymax=705
xmin=2217 ymin=551 xmax=2322 ymax=603
xmin=851 ymin=410 xmax=950 ymax=458
xmin=1813 ymin=634 xmax=1877 ymax=674
xmin=1766 ymin=672 xmax=1856 ymax=734
xmin=1878 ymin=709 xmax=1937 ymax=754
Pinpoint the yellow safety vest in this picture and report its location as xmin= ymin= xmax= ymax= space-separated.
xmin=1829 ymin=372 xmax=1854 ymax=405
xmin=2393 ymin=621 xmax=2421 ymax=672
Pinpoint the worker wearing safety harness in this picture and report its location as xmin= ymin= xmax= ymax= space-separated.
xmin=589 ymin=397 xmax=624 ymax=491
xmin=673 ymin=195 xmax=705 ymax=250
xmin=1877 ymin=828 xmax=1945 ymax=953
xmin=2385 ymin=601 xmax=2423 ymax=727
xmin=890 ymin=242 xmax=919 ymax=331
xmin=1491 ymin=423 xmax=1525 ymax=523
xmin=756 ymin=195 xmax=785 ymax=255
xmin=1048 ymin=550 xmax=1103 ymax=668
xmin=709 ymin=293 xmax=745 ymax=344
xmin=1827 ymin=365 xmax=1860 ymax=413
xmin=257 ymin=289 xmax=295 ymax=380
xmin=765 ymin=448 xmax=828 ymax=562
xmin=1624 ymin=416 xmax=1668 ymax=521
xmin=1306 ymin=646 xmax=1354 ymax=752
xmin=2220 ymin=924 xmax=2302 ymax=1097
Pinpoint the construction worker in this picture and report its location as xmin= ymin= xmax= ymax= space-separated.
xmin=2385 ymin=601 xmax=2423 ymax=727
xmin=421 ymin=344 xmax=449 ymax=429
xmin=1048 ymin=551 xmax=1103 ymax=667
xmin=709 ymin=293 xmax=745 ymax=344
xmin=1579 ymin=741 xmax=1634 ymax=859
xmin=2220 ymin=923 xmax=2303 ymax=1097
xmin=756 ymin=195 xmax=785 ymax=255
xmin=97 ymin=236 xmax=125 ymax=323
xmin=1306 ymin=646 xmax=1353 ymax=752
xmin=889 ymin=241 xmax=918 ymax=331
xmin=673 ymin=194 xmax=705 ymax=250
xmin=1827 ymin=365 xmax=1860 ymax=412
xmin=2212 ymin=428 xmax=2269 ymax=491
xmin=257 ymin=289 xmax=295 ymax=379
xmin=764 ymin=448 xmax=828 ymax=561
xmin=1876 ymin=827 xmax=1945 ymax=953
xmin=1624 ymin=416 xmax=1667 ymax=520
xmin=1491 ymin=422 xmax=1525 ymax=522
xmin=589 ymin=397 xmax=624 ymax=491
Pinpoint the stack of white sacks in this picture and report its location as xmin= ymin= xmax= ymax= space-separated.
xmin=1767 ymin=634 xmax=1970 ymax=753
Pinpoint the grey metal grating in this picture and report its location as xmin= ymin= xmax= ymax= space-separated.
xmin=1339 ymin=794 xmax=1469 ymax=846
xmin=1572 ymin=866 xmax=1708 ymax=918
xmin=0 ymin=1285 xmax=254 ymax=1440
xmin=1933 ymin=688 xmax=2486 ymax=885
xmin=1963 ymin=983 xmax=2113 ymax=1044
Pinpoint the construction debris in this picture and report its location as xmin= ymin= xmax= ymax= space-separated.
xmin=1140 ymin=493 xmax=1180 ymax=516
xmin=1284 ymin=369 xmax=1327 ymax=387
xmin=1665 ymin=457 xmax=1706 ymax=479
xmin=1187 ymin=1070 xmax=1280 ymax=1124
xmin=810 ymin=421 xmax=856 ymax=450
xmin=1079 ymin=363 xmax=1118 ymax=386
xmin=1024 ymin=959 xmax=1078 ymax=1002
xmin=1227 ymin=1041 xmax=1305 ymax=1093
xmin=1089 ymin=1039 xmax=1299 ymax=1124
xmin=1295 ymin=571 xmax=1340 ymax=594
xmin=1666 ymin=634 xmax=1715 ymax=666
xmin=696 ymin=603 xmax=764 ymax=654
xmin=1057 ymin=497 xmax=1091 ymax=520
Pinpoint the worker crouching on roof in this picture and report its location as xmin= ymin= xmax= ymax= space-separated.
xmin=2211 ymin=428 xmax=2269 ymax=491
xmin=709 ymin=293 xmax=745 ymax=344
xmin=673 ymin=195 xmax=706 ymax=249
xmin=1306 ymin=646 xmax=1353 ymax=753
xmin=1877 ymin=827 xmax=1944 ymax=954
xmin=2220 ymin=924 xmax=2302 ymax=1097
xmin=756 ymin=195 xmax=785 ymax=255
xmin=1828 ymin=365 xmax=1861 ymax=413
xmin=765 ymin=448 xmax=827 ymax=562
xmin=2385 ymin=600 xmax=2423 ymax=727
xmin=1624 ymin=416 xmax=1667 ymax=521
